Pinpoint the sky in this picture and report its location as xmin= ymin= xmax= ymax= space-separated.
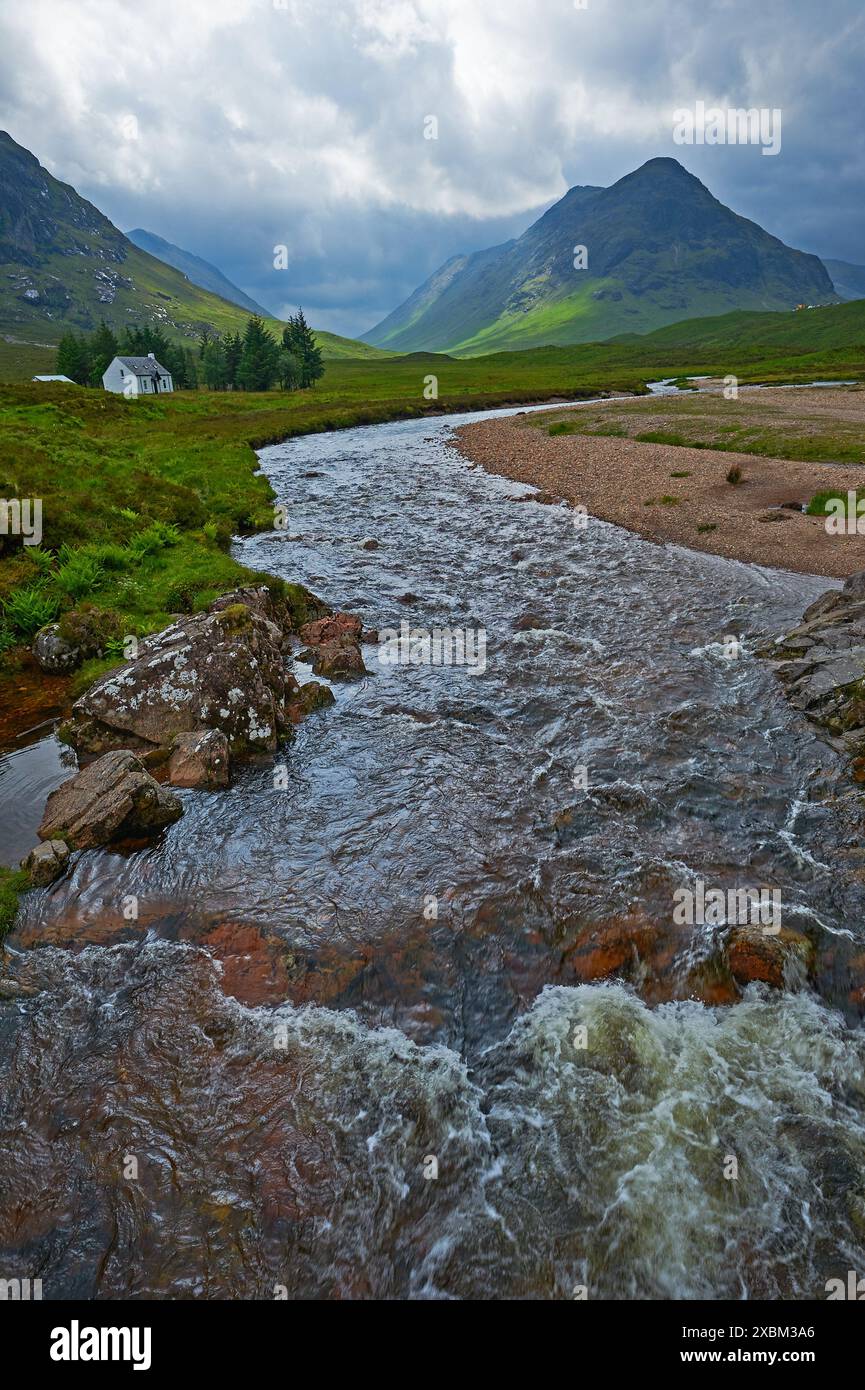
xmin=0 ymin=0 xmax=862 ymax=339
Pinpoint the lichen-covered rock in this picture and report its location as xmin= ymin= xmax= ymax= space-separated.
xmin=65 ymin=600 xmax=297 ymax=756
xmin=20 ymin=839 xmax=70 ymax=886
xmin=38 ymin=750 xmax=182 ymax=849
xmin=168 ymin=729 xmax=230 ymax=789
xmin=33 ymin=624 xmax=82 ymax=674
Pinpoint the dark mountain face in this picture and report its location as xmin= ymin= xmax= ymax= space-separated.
xmin=0 ymin=131 xmax=126 ymax=267
xmin=0 ymin=130 xmax=268 ymax=342
xmin=365 ymin=157 xmax=838 ymax=354
xmin=126 ymin=228 xmax=271 ymax=318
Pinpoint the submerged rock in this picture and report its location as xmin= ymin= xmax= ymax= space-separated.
xmin=726 ymin=926 xmax=814 ymax=990
xmin=39 ymin=750 xmax=183 ymax=849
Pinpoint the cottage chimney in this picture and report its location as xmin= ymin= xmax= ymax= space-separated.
xmin=147 ymin=352 xmax=155 ymax=360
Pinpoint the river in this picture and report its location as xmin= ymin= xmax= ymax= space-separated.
xmin=1 ymin=402 xmax=864 ymax=1299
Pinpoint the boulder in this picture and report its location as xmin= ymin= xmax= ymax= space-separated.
xmin=297 ymin=610 xmax=368 ymax=681
xmin=65 ymin=600 xmax=297 ymax=756
xmin=38 ymin=750 xmax=183 ymax=849
xmin=311 ymin=640 xmax=368 ymax=680
xmin=168 ymin=729 xmax=230 ymax=789
xmin=33 ymin=624 xmax=82 ymax=674
xmin=20 ymin=839 xmax=70 ymax=886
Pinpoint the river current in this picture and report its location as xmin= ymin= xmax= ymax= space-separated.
xmin=1 ymin=403 xmax=864 ymax=1299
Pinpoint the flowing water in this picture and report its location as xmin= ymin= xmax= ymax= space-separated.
xmin=2 ymin=403 xmax=865 ymax=1300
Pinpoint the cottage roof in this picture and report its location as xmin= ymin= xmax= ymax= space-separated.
xmin=115 ymin=355 xmax=171 ymax=377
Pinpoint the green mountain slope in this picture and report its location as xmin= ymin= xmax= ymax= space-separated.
xmin=625 ymin=297 xmax=865 ymax=354
xmin=126 ymin=227 xmax=271 ymax=317
xmin=366 ymin=158 xmax=838 ymax=355
xmin=0 ymin=130 xmax=388 ymax=360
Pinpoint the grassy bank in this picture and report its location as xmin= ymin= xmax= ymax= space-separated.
xmin=529 ymin=385 xmax=865 ymax=469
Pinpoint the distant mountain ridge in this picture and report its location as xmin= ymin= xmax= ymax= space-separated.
xmin=126 ymin=228 xmax=271 ymax=318
xmin=0 ymin=130 xmax=387 ymax=359
xmin=365 ymin=158 xmax=839 ymax=355
xmin=822 ymin=259 xmax=865 ymax=303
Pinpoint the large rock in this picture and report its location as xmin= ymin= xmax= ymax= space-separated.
xmin=38 ymin=750 xmax=183 ymax=849
xmin=64 ymin=597 xmax=298 ymax=756
xmin=168 ymin=729 xmax=230 ymax=789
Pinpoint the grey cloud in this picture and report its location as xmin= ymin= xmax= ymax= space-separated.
xmin=0 ymin=0 xmax=861 ymax=338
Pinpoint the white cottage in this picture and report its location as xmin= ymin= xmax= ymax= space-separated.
xmin=103 ymin=352 xmax=174 ymax=396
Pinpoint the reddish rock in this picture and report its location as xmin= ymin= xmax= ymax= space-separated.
xmin=564 ymin=912 xmax=671 ymax=982
xmin=298 ymin=612 xmax=362 ymax=646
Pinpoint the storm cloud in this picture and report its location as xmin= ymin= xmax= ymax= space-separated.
xmin=0 ymin=0 xmax=862 ymax=337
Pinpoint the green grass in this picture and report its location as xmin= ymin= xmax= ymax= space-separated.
xmin=806 ymin=487 xmax=865 ymax=517
xmin=0 ymin=866 xmax=28 ymax=942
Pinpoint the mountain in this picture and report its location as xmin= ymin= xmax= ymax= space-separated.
xmin=365 ymin=158 xmax=838 ymax=355
xmin=0 ymin=130 xmax=388 ymax=359
xmin=126 ymin=228 xmax=271 ymax=317
xmin=823 ymin=259 xmax=865 ymax=303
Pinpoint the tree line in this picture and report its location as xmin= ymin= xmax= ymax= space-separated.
xmin=55 ymin=311 xmax=325 ymax=392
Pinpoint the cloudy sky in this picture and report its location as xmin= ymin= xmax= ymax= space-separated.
xmin=0 ymin=0 xmax=862 ymax=338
